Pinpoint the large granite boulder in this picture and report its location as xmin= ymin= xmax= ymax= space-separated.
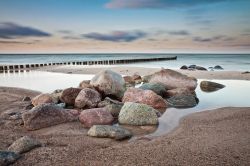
xmin=118 ymin=102 xmax=158 ymax=125
xmin=200 ymin=81 xmax=225 ymax=92
xmin=79 ymin=108 xmax=114 ymax=128
xmin=90 ymin=70 xmax=126 ymax=99
xmin=0 ymin=151 xmax=21 ymax=166
xmin=122 ymin=88 xmax=167 ymax=109
xmin=167 ymin=88 xmax=194 ymax=97
xmin=148 ymin=69 xmax=197 ymax=90
xmin=22 ymin=104 xmax=78 ymax=130
xmin=167 ymin=95 xmax=198 ymax=108
xmin=139 ymin=82 xmax=167 ymax=97
xmin=60 ymin=88 xmax=81 ymax=106
xmin=8 ymin=136 xmax=41 ymax=154
xmin=88 ymin=125 xmax=132 ymax=140
xmin=75 ymin=88 xmax=101 ymax=109
xmin=32 ymin=93 xmax=58 ymax=106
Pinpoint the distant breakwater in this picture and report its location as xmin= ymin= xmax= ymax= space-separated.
xmin=0 ymin=56 xmax=177 ymax=72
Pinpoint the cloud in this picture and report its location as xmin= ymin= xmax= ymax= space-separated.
xmin=83 ymin=30 xmax=147 ymax=42
xmin=0 ymin=40 xmax=33 ymax=44
xmin=0 ymin=22 xmax=51 ymax=39
xmin=168 ymin=30 xmax=190 ymax=36
xmin=105 ymin=0 xmax=229 ymax=9
xmin=193 ymin=35 xmax=234 ymax=43
xmin=57 ymin=30 xmax=73 ymax=34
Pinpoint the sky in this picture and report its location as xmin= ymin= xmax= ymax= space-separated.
xmin=0 ymin=0 xmax=250 ymax=53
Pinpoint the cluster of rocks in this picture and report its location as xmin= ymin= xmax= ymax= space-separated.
xmin=180 ymin=65 xmax=224 ymax=71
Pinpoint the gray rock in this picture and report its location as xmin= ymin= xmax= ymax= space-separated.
xmin=90 ymin=70 xmax=126 ymax=99
xmin=105 ymin=104 xmax=123 ymax=117
xmin=0 ymin=151 xmax=21 ymax=166
xmin=195 ymin=66 xmax=207 ymax=71
xmin=167 ymin=95 xmax=198 ymax=108
xmin=60 ymin=88 xmax=82 ymax=106
xmin=56 ymin=103 xmax=66 ymax=108
xmin=214 ymin=65 xmax=223 ymax=70
xmin=88 ymin=125 xmax=132 ymax=140
xmin=139 ymin=83 xmax=167 ymax=97
xmin=200 ymin=81 xmax=225 ymax=92
xmin=22 ymin=103 xmax=78 ymax=130
xmin=98 ymin=97 xmax=123 ymax=108
xmin=180 ymin=65 xmax=188 ymax=70
xmin=118 ymin=102 xmax=158 ymax=126
xmin=8 ymin=136 xmax=41 ymax=154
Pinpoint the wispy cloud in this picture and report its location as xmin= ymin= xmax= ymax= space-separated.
xmin=0 ymin=22 xmax=51 ymax=39
xmin=193 ymin=35 xmax=234 ymax=42
xmin=168 ymin=30 xmax=190 ymax=36
xmin=105 ymin=0 xmax=229 ymax=9
xmin=83 ymin=30 xmax=147 ymax=42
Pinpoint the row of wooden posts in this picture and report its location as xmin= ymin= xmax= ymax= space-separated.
xmin=0 ymin=56 xmax=177 ymax=71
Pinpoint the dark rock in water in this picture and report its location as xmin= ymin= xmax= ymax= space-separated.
xmin=200 ymin=81 xmax=225 ymax=92
xmin=90 ymin=70 xmax=126 ymax=100
xmin=22 ymin=104 xmax=78 ymax=130
xmin=88 ymin=125 xmax=132 ymax=140
xmin=60 ymin=88 xmax=82 ymax=106
xmin=139 ymin=83 xmax=167 ymax=97
xmin=8 ymin=136 xmax=41 ymax=154
xmin=79 ymin=107 xmax=114 ymax=128
xmin=98 ymin=97 xmax=123 ymax=108
xmin=167 ymin=88 xmax=194 ymax=97
xmin=75 ymin=88 xmax=101 ymax=109
xmin=105 ymin=104 xmax=123 ymax=117
xmin=180 ymin=65 xmax=188 ymax=70
xmin=122 ymin=88 xmax=168 ymax=109
xmin=118 ymin=102 xmax=158 ymax=125
xmin=188 ymin=65 xmax=196 ymax=69
xmin=32 ymin=93 xmax=58 ymax=106
xmin=214 ymin=65 xmax=223 ymax=70
xmin=148 ymin=69 xmax=198 ymax=90
xmin=78 ymin=80 xmax=93 ymax=89
xmin=0 ymin=151 xmax=21 ymax=166
xmin=22 ymin=96 xmax=31 ymax=102
xmin=195 ymin=66 xmax=207 ymax=71
xmin=242 ymin=71 xmax=250 ymax=74
xmin=167 ymin=95 xmax=198 ymax=108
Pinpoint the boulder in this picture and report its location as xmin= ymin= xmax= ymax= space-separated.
xmin=200 ymin=81 xmax=225 ymax=92
xmin=90 ymin=70 xmax=126 ymax=99
xmin=79 ymin=108 xmax=114 ymax=128
xmin=142 ymin=74 xmax=152 ymax=83
xmin=105 ymin=104 xmax=123 ymax=117
xmin=98 ymin=97 xmax=123 ymax=108
xmin=214 ymin=65 xmax=223 ymax=70
xmin=123 ymin=76 xmax=135 ymax=85
xmin=0 ymin=151 xmax=21 ymax=166
xmin=167 ymin=95 xmax=198 ymax=108
xmin=88 ymin=125 xmax=132 ymax=140
xmin=167 ymin=88 xmax=194 ymax=97
xmin=139 ymin=83 xmax=167 ymax=97
xmin=188 ymin=65 xmax=196 ymax=69
xmin=118 ymin=102 xmax=158 ymax=125
xmin=122 ymin=88 xmax=168 ymax=109
xmin=132 ymin=74 xmax=142 ymax=84
xmin=60 ymin=88 xmax=81 ymax=106
xmin=31 ymin=93 xmax=57 ymax=106
xmin=22 ymin=104 xmax=78 ymax=130
xmin=75 ymin=88 xmax=101 ymax=109
xmin=180 ymin=65 xmax=188 ymax=70
xmin=8 ymin=136 xmax=41 ymax=154
xmin=148 ymin=69 xmax=197 ymax=90
xmin=79 ymin=80 xmax=93 ymax=89
xmin=195 ymin=66 xmax=207 ymax=71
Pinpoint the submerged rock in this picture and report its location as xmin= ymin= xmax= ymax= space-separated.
xmin=148 ymin=69 xmax=198 ymax=90
xmin=139 ymin=82 xmax=167 ymax=97
xmin=79 ymin=108 xmax=114 ymax=128
xmin=88 ymin=125 xmax=132 ymax=140
xmin=32 ymin=93 xmax=58 ymax=106
xmin=200 ymin=81 xmax=225 ymax=92
xmin=60 ymin=88 xmax=81 ymax=106
xmin=75 ymin=88 xmax=101 ymax=109
xmin=214 ymin=65 xmax=223 ymax=70
xmin=167 ymin=95 xmax=198 ymax=108
xmin=195 ymin=66 xmax=207 ymax=71
xmin=180 ymin=65 xmax=188 ymax=70
xmin=122 ymin=88 xmax=168 ymax=109
xmin=90 ymin=70 xmax=126 ymax=99
xmin=22 ymin=104 xmax=78 ymax=130
xmin=8 ymin=136 xmax=41 ymax=154
xmin=118 ymin=102 xmax=158 ymax=126
xmin=0 ymin=151 xmax=21 ymax=166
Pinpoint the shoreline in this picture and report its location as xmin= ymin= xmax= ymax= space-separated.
xmin=36 ymin=65 xmax=250 ymax=80
xmin=0 ymin=86 xmax=249 ymax=165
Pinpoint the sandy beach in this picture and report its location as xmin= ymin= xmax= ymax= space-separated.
xmin=39 ymin=65 xmax=250 ymax=80
xmin=0 ymin=86 xmax=249 ymax=165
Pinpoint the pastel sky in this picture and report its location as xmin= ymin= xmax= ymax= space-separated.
xmin=0 ymin=0 xmax=250 ymax=53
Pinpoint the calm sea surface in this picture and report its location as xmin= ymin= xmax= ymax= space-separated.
xmin=0 ymin=54 xmax=250 ymax=71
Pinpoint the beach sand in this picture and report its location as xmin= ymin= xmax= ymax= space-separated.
xmin=39 ymin=65 xmax=250 ymax=80
xmin=0 ymin=86 xmax=249 ymax=165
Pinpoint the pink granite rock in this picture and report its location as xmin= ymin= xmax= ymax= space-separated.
xmin=75 ymin=88 xmax=101 ymax=109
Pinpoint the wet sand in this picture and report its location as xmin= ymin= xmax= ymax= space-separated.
xmin=0 ymin=86 xmax=249 ymax=165
xmin=39 ymin=65 xmax=250 ymax=80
